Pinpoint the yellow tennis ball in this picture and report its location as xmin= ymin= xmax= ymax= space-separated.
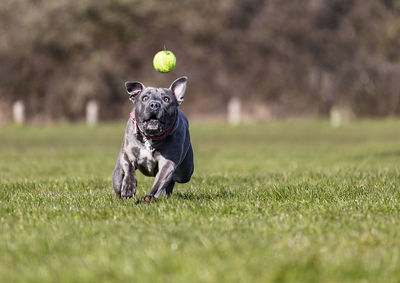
xmin=153 ymin=50 xmax=176 ymax=73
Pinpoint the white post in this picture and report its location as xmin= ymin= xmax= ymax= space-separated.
xmin=227 ymin=97 xmax=241 ymax=125
xmin=13 ymin=100 xmax=25 ymax=124
xmin=330 ymin=106 xmax=354 ymax=127
xmin=330 ymin=108 xmax=342 ymax=128
xmin=86 ymin=100 xmax=99 ymax=126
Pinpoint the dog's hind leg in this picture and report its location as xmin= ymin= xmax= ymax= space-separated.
xmin=173 ymin=145 xmax=194 ymax=184
xmin=165 ymin=180 xmax=176 ymax=196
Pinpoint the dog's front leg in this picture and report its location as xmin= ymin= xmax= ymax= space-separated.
xmin=142 ymin=160 xmax=176 ymax=203
xmin=120 ymin=153 xmax=137 ymax=199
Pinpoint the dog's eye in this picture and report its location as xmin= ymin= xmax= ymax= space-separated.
xmin=142 ymin=96 xmax=149 ymax=102
xmin=163 ymin=97 xmax=170 ymax=103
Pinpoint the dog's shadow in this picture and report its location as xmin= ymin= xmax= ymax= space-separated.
xmin=173 ymin=190 xmax=235 ymax=201
xmin=351 ymin=150 xmax=400 ymax=161
xmin=131 ymin=190 xmax=235 ymax=204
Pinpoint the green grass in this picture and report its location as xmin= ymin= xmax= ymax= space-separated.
xmin=1 ymin=120 xmax=400 ymax=282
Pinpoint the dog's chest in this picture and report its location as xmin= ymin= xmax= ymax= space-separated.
xmin=135 ymin=146 xmax=158 ymax=176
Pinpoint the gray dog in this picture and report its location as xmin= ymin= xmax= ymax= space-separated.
xmin=112 ymin=76 xmax=194 ymax=203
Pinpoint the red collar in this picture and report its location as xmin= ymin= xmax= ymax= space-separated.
xmin=129 ymin=113 xmax=176 ymax=141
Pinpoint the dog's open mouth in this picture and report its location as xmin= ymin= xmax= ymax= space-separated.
xmin=144 ymin=119 xmax=159 ymax=127
xmin=143 ymin=115 xmax=163 ymax=131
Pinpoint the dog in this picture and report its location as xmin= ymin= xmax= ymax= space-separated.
xmin=112 ymin=76 xmax=194 ymax=203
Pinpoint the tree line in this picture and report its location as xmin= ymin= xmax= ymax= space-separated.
xmin=0 ymin=0 xmax=399 ymax=122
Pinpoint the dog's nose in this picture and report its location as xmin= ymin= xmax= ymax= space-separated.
xmin=149 ymin=100 xmax=161 ymax=111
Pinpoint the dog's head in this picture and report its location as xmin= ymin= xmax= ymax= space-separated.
xmin=125 ymin=76 xmax=187 ymax=137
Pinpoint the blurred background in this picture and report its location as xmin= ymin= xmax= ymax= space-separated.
xmin=1 ymin=0 xmax=400 ymax=124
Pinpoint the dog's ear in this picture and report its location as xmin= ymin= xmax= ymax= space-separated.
xmin=125 ymin=81 xmax=144 ymax=101
xmin=169 ymin=76 xmax=187 ymax=105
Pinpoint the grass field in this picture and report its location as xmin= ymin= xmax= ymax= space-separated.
xmin=1 ymin=120 xmax=400 ymax=282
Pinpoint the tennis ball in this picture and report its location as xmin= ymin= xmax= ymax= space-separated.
xmin=153 ymin=50 xmax=176 ymax=73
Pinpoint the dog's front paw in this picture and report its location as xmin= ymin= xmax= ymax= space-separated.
xmin=141 ymin=195 xmax=156 ymax=203
xmin=121 ymin=184 xmax=136 ymax=200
